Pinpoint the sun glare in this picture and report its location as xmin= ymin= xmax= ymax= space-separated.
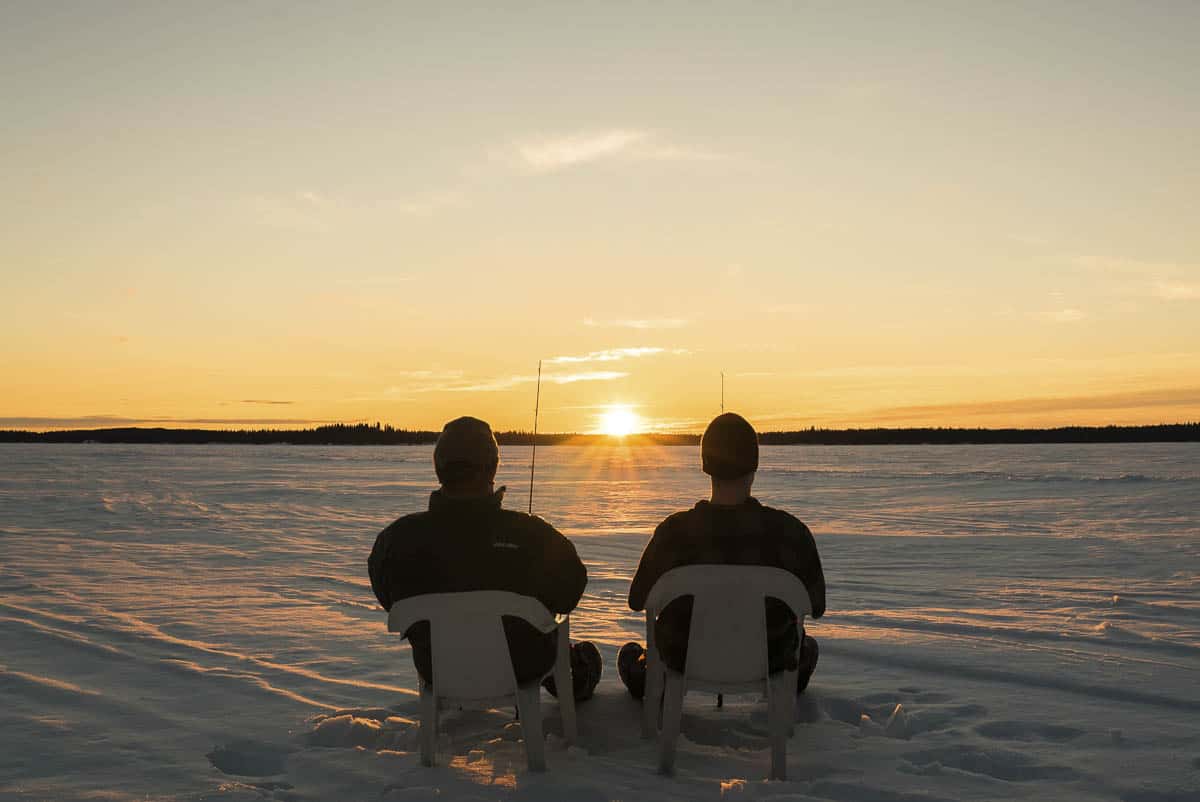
xmin=598 ymin=405 xmax=642 ymax=437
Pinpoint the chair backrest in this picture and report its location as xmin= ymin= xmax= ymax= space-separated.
xmin=388 ymin=591 xmax=556 ymax=699
xmin=645 ymin=565 xmax=812 ymax=684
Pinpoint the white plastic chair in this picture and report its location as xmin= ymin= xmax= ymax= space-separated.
xmin=387 ymin=591 xmax=577 ymax=771
xmin=640 ymin=566 xmax=812 ymax=779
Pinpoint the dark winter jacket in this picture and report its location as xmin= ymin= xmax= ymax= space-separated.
xmin=628 ymin=497 xmax=826 ymax=673
xmin=368 ymin=487 xmax=587 ymax=684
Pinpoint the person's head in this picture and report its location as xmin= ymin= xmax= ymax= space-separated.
xmin=433 ymin=416 xmax=500 ymax=496
xmin=701 ymin=412 xmax=759 ymax=502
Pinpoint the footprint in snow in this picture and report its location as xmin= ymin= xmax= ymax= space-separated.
xmin=901 ymin=744 xmax=1080 ymax=782
xmin=974 ymin=720 xmax=1084 ymax=743
xmin=206 ymin=739 xmax=290 ymax=777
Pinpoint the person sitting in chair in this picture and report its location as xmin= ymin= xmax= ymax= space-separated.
xmin=368 ymin=416 xmax=602 ymax=700
xmin=618 ymin=412 xmax=826 ymax=698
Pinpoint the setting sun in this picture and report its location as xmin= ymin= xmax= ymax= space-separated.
xmin=597 ymin=405 xmax=642 ymax=437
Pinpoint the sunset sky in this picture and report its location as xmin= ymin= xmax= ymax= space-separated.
xmin=2 ymin=2 xmax=1197 ymax=433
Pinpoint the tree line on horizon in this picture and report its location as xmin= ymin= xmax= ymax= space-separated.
xmin=1 ymin=421 xmax=1197 ymax=445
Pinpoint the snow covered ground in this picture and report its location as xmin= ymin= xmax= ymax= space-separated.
xmin=1 ymin=442 xmax=1198 ymax=801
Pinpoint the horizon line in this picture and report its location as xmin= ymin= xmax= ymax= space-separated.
xmin=2 ymin=421 xmax=1197 ymax=441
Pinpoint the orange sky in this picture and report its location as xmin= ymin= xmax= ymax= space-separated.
xmin=2 ymin=4 xmax=1197 ymax=433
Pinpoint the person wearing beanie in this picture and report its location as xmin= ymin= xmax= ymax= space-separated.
xmin=368 ymin=416 xmax=603 ymax=702
xmin=617 ymin=412 xmax=826 ymax=699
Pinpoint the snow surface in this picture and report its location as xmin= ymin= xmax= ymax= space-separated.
xmin=1 ymin=442 xmax=1198 ymax=801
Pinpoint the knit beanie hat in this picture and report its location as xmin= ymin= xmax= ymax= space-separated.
xmin=434 ymin=416 xmax=500 ymax=484
xmin=701 ymin=412 xmax=759 ymax=479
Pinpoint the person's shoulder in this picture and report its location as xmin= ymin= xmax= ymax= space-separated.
xmin=499 ymin=508 xmax=564 ymax=537
xmin=654 ymin=505 xmax=701 ymax=536
xmin=756 ymin=501 xmax=813 ymax=536
xmin=378 ymin=510 xmax=433 ymax=538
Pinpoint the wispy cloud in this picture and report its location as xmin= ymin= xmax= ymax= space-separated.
xmin=867 ymin=386 xmax=1200 ymax=423
xmin=513 ymin=130 xmax=731 ymax=172
xmin=241 ymin=187 xmax=464 ymax=231
xmin=635 ymin=143 xmax=729 ymax=163
xmin=583 ymin=317 xmax=690 ymax=330
xmin=1051 ymin=308 xmax=1086 ymax=323
xmin=1073 ymin=255 xmax=1199 ymax=302
xmin=517 ymin=130 xmax=648 ymax=171
xmin=366 ymin=371 xmax=467 ymax=399
xmin=1153 ymin=280 xmax=1200 ymax=300
xmin=240 ymin=192 xmax=332 ymax=232
xmin=552 ymin=371 xmax=628 ymax=384
xmin=239 ymin=399 xmax=294 ymax=405
xmin=1073 ymin=255 xmax=1189 ymax=276
xmin=391 ymin=370 xmax=466 ymax=381
xmin=356 ymin=365 xmax=630 ymax=399
xmin=1 ymin=415 xmax=334 ymax=430
xmin=394 ymin=190 xmax=465 ymax=216
xmin=443 ymin=371 xmax=628 ymax=393
xmin=548 ymin=347 xmax=685 ymax=364
xmin=334 ymin=275 xmax=415 ymax=288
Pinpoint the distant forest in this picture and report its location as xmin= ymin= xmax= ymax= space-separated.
xmin=1 ymin=422 xmax=1197 ymax=445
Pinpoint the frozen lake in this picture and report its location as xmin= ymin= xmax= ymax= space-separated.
xmin=1 ymin=443 xmax=1198 ymax=801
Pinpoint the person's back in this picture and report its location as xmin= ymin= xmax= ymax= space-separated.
xmin=370 ymin=489 xmax=585 ymax=615
xmin=619 ymin=413 xmax=826 ymax=697
xmin=368 ymin=416 xmax=601 ymax=698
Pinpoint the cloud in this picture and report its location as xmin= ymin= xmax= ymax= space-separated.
xmin=517 ymin=130 xmax=647 ymax=171
xmin=583 ymin=317 xmax=690 ymax=330
xmin=334 ymin=275 xmax=415 ymax=288
xmin=239 ymin=399 xmax=294 ymax=405
xmin=361 ymin=366 xmax=630 ymax=398
xmin=643 ymin=416 xmax=710 ymax=432
xmin=1 ymin=415 xmax=334 ymax=430
xmin=394 ymin=190 xmax=465 ymax=216
xmin=552 ymin=371 xmax=628 ymax=384
xmin=513 ymin=130 xmax=731 ymax=172
xmin=548 ymin=347 xmax=682 ymax=364
xmin=1073 ymin=255 xmax=1199 ymax=302
xmin=1052 ymin=308 xmax=1086 ymax=322
xmin=240 ymin=193 xmax=331 ymax=232
xmin=443 ymin=371 xmax=628 ymax=393
xmin=241 ymin=187 xmax=464 ymax=232
xmin=392 ymin=370 xmax=465 ymax=380
xmin=1153 ymin=280 xmax=1200 ymax=300
xmin=635 ymin=143 xmax=729 ymax=163
xmin=1072 ymin=255 xmax=1189 ymax=276
xmin=867 ymin=386 xmax=1200 ymax=423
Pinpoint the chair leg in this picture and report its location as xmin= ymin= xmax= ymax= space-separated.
xmin=766 ymin=671 xmax=792 ymax=780
xmin=657 ymin=671 xmax=685 ymax=775
xmin=784 ymin=669 xmax=798 ymax=737
xmin=642 ymin=646 xmax=665 ymax=738
xmin=419 ymin=678 xmax=437 ymax=768
xmin=554 ymin=620 xmax=577 ymax=744
xmin=516 ymin=684 xmax=546 ymax=772
xmin=642 ymin=610 xmax=660 ymax=737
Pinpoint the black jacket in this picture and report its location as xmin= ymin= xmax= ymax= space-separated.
xmin=628 ymin=497 xmax=826 ymax=672
xmin=368 ymin=487 xmax=587 ymax=683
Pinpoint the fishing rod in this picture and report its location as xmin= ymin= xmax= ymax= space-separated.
xmin=717 ymin=368 xmax=725 ymax=710
xmin=528 ymin=360 xmax=542 ymax=514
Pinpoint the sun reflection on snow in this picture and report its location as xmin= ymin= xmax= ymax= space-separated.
xmin=449 ymin=750 xmax=518 ymax=789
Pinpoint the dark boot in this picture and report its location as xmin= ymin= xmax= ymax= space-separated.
xmin=617 ymin=641 xmax=647 ymax=700
xmin=796 ymin=635 xmax=819 ymax=694
xmin=542 ymin=640 xmax=603 ymax=702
